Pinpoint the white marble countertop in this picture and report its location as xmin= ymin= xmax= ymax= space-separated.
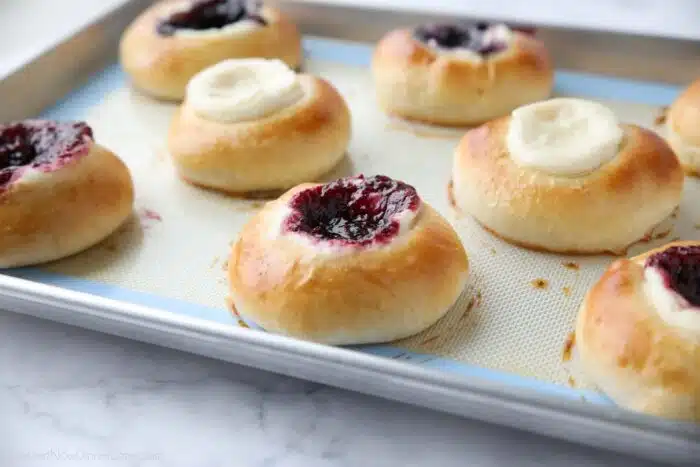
xmin=0 ymin=1 xmax=692 ymax=466
xmin=0 ymin=310 xmax=669 ymax=467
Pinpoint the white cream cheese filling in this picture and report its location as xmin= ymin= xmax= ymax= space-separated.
xmin=506 ymin=98 xmax=624 ymax=176
xmin=643 ymin=267 xmax=700 ymax=332
xmin=186 ymin=58 xmax=304 ymax=123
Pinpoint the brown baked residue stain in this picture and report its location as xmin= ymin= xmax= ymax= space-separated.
xmin=209 ymin=257 xmax=219 ymax=269
xmin=567 ymin=376 xmax=577 ymax=388
xmin=654 ymin=106 xmax=668 ymax=126
xmin=653 ymin=229 xmax=672 ymax=241
xmin=447 ymin=180 xmax=456 ymax=208
xmin=226 ymin=297 xmax=249 ymax=328
xmin=235 ymin=200 xmax=266 ymax=212
xmin=562 ymin=286 xmax=572 ymax=297
xmin=562 ymin=332 xmax=576 ymax=362
xmin=421 ymin=335 xmax=440 ymax=346
xmin=531 ymin=278 xmax=548 ymax=289
xmin=562 ymin=261 xmax=580 ymax=271
xmin=101 ymin=238 xmax=119 ymax=252
xmin=628 ymin=226 xmax=673 ymax=251
xmin=474 ymin=291 xmax=483 ymax=308
xmin=490 ymin=247 xmax=497 ymax=255
xmin=221 ymin=259 xmax=229 ymax=272
xmin=459 ymin=296 xmax=478 ymax=321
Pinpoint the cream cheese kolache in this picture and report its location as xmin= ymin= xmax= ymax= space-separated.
xmin=227 ymin=174 xmax=469 ymax=345
xmin=0 ymin=120 xmax=134 ymax=268
xmin=451 ymin=97 xmax=684 ymax=254
xmin=371 ymin=22 xmax=553 ymax=126
xmin=576 ymin=241 xmax=700 ymax=422
xmin=119 ymin=0 xmax=302 ymax=101
xmin=167 ymin=58 xmax=351 ymax=195
xmin=665 ymin=78 xmax=700 ymax=176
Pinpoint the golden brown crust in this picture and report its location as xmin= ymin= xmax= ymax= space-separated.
xmin=119 ymin=2 xmax=302 ymax=101
xmin=451 ymin=117 xmax=684 ymax=254
xmin=575 ymin=241 xmax=700 ymax=421
xmin=371 ymin=28 xmax=553 ymax=126
xmin=667 ymin=80 xmax=700 ymax=147
xmin=0 ymin=143 xmax=134 ymax=268
xmin=167 ymin=75 xmax=351 ymax=194
xmin=228 ymin=184 xmax=470 ymax=345
xmin=665 ymin=79 xmax=700 ymax=175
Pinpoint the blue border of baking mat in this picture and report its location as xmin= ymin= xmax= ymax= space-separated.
xmin=2 ymin=36 xmax=685 ymax=405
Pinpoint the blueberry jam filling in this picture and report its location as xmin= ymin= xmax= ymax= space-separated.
xmin=283 ymin=175 xmax=421 ymax=246
xmin=157 ymin=0 xmax=267 ymax=36
xmin=0 ymin=120 xmax=92 ymax=188
xmin=413 ymin=23 xmax=508 ymax=55
xmin=646 ymin=245 xmax=700 ymax=308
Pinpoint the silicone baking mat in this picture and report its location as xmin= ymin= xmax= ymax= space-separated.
xmin=4 ymin=36 xmax=690 ymax=405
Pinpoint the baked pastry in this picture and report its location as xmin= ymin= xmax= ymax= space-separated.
xmin=119 ymin=0 xmax=302 ymax=101
xmin=451 ymin=97 xmax=684 ymax=254
xmin=167 ymin=58 xmax=351 ymax=195
xmin=576 ymin=241 xmax=700 ymax=421
xmin=0 ymin=120 xmax=134 ymax=268
xmin=665 ymin=78 xmax=700 ymax=176
xmin=371 ymin=22 xmax=553 ymax=126
xmin=228 ymin=174 xmax=469 ymax=345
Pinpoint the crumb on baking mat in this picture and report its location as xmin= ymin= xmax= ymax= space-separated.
xmin=654 ymin=106 xmax=668 ymax=126
xmin=562 ymin=332 xmax=576 ymax=362
xmin=225 ymin=297 xmax=249 ymax=328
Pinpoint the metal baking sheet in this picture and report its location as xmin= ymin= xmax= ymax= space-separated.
xmin=0 ymin=1 xmax=698 ymax=464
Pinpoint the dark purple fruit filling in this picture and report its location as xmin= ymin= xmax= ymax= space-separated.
xmin=413 ymin=23 xmax=508 ymax=55
xmin=157 ymin=0 xmax=267 ymax=36
xmin=646 ymin=245 xmax=700 ymax=308
xmin=283 ymin=175 xmax=421 ymax=247
xmin=0 ymin=120 xmax=92 ymax=188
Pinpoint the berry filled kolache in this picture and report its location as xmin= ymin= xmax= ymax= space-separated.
xmin=0 ymin=120 xmax=134 ymax=267
xmin=119 ymin=0 xmax=302 ymax=101
xmin=372 ymin=22 xmax=553 ymax=126
xmin=228 ymin=174 xmax=469 ymax=345
xmin=576 ymin=241 xmax=700 ymax=422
